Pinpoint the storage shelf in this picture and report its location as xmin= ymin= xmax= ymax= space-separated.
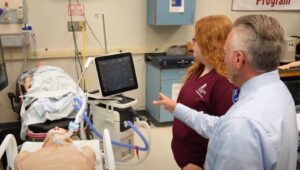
xmin=279 ymin=68 xmax=300 ymax=77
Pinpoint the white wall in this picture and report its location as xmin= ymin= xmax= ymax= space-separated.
xmin=27 ymin=0 xmax=194 ymax=53
xmin=0 ymin=0 xmax=299 ymax=122
xmin=196 ymin=1 xmax=300 ymax=37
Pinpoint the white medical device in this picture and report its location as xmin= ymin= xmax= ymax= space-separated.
xmin=281 ymin=38 xmax=296 ymax=63
xmin=88 ymin=52 xmax=139 ymax=162
xmin=91 ymin=101 xmax=136 ymax=162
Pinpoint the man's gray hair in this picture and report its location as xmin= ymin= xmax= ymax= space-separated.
xmin=231 ymin=15 xmax=284 ymax=72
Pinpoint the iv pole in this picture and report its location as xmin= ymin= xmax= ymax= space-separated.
xmin=101 ymin=13 xmax=108 ymax=54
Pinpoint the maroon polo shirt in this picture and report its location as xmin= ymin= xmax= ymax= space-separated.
xmin=172 ymin=69 xmax=237 ymax=168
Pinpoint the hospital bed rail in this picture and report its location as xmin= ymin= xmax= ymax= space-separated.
xmin=0 ymin=134 xmax=18 ymax=170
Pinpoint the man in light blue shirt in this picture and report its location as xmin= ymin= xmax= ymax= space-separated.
xmin=154 ymin=15 xmax=298 ymax=170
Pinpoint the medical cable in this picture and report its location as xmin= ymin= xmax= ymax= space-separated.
xmin=73 ymin=97 xmax=151 ymax=165
xmin=68 ymin=0 xmax=82 ymax=80
xmin=77 ymin=57 xmax=94 ymax=88
xmin=72 ymin=96 xmax=87 ymax=139
xmin=82 ymin=113 xmax=151 ymax=166
xmin=75 ymin=0 xmax=104 ymax=49
xmin=52 ymin=96 xmax=86 ymax=144
xmin=20 ymin=33 xmax=27 ymax=73
xmin=116 ymin=117 xmax=151 ymax=166
xmin=81 ymin=27 xmax=87 ymax=90
xmin=82 ymin=112 xmax=149 ymax=150
xmin=31 ymin=32 xmax=37 ymax=60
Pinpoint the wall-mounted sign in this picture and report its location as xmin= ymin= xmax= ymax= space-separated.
xmin=68 ymin=4 xmax=85 ymax=16
xmin=169 ymin=0 xmax=185 ymax=13
xmin=232 ymin=0 xmax=300 ymax=11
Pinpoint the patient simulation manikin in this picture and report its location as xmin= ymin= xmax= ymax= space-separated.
xmin=19 ymin=64 xmax=85 ymax=140
xmin=15 ymin=127 xmax=96 ymax=170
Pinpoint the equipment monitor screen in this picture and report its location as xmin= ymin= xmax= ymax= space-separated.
xmin=94 ymin=52 xmax=138 ymax=97
xmin=0 ymin=36 xmax=8 ymax=91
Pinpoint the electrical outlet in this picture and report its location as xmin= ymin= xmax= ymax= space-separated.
xmin=68 ymin=21 xmax=86 ymax=32
xmin=78 ymin=21 xmax=86 ymax=31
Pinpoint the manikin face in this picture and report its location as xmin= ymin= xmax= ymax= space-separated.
xmin=48 ymin=127 xmax=67 ymax=135
xmin=224 ymin=30 xmax=239 ymax=85
xmin=43 ymin=127 xmax=71 ymax=147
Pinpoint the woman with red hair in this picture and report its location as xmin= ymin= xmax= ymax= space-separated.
xmin=171 ymin=15 xmax=237 ymax=170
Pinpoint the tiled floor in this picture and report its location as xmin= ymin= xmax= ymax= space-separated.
xmin=0 ymin=124 xmax=179 ymax=170
xmin=117 ymin=124 xmax=180 ymax=170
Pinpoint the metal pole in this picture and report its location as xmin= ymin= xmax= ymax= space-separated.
xmin=101 ymin=13 xmax=108 ymax=54
xmin=22 ymin=0 xmax=28 ymax=24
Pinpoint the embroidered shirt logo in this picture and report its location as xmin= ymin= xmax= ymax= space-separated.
xmin=196 ymin=83 xmax=207 ymax=98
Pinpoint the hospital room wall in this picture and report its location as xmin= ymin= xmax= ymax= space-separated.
xmin=0 ymin=0 xmax=299 ymax=123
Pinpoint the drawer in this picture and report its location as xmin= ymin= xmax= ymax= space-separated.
xmin=161 ymin=69 xmax=186 ymax=80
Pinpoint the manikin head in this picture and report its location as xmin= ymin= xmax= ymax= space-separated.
xmin=43 ymin=127 xmax=72 ymax=147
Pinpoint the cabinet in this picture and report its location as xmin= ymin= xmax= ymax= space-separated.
xmin=147 ymin=0 xmax=195 ymax=25
xmin=146 ymin=63 xmax=187 ymax=123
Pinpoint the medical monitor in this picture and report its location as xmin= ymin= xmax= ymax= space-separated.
xmin=0 ymin=36 xmax=8 ymax=91
xmin=94 ymin=52 xmax=138 ymax=98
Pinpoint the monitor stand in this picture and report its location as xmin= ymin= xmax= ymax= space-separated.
xmin=89 ymin=94 xmax=137 ymax=162
xmin=99 ymin=94 xmax=137 ymax=109
xmin=87 ymin=91 xmax=137 ymax=109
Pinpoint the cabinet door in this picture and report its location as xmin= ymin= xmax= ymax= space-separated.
xmin=146 ymin=64 xmax=187 ymax=123
xmin=147 ymin=0 xmax=195 ymax=25
xmin=161 ymin=69 xmax=186 ymax=80
xmin=159 ymin=69 xmax=186 ymax=122
xmin=146 ymin=64 xmax=161 ymax=122
xmin=160 ymin=80 xmax=176 ymax=122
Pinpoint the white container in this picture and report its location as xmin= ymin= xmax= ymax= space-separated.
xmin=281 ymin=38 xmax=296 ymax=63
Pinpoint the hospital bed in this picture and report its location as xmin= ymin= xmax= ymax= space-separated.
xmin=4 ymin=60 xmax=150 ymax=168
xmin=7 ymin=65 xmax=85 ymax=141
xmin=0 ymin=129 xmax=115 ymax=170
